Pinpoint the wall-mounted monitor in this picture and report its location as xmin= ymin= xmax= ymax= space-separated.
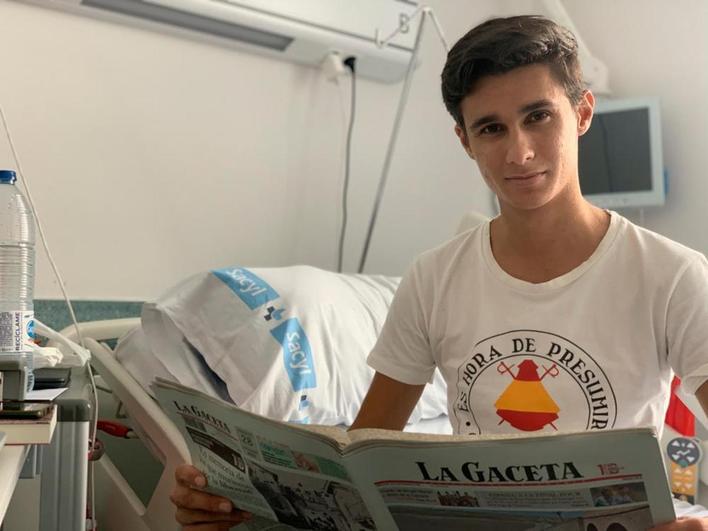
xmin=578 ymin=97 xmax=665 ymax=209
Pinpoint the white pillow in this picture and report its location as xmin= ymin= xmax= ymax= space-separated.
xmin=140 ymin=265 xmax=448 ymax=426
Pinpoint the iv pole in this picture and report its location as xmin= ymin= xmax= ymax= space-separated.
xmin=357 ymin=6 xmax=449 ymax=273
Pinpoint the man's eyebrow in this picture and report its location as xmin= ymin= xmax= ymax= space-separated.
xmin=520 ymin=99 xmax=554 ymax=114
xmin=469 ymin=113 xmax=499 ymax=132
xmin=468 ymin=99 xmax=555 ymax=132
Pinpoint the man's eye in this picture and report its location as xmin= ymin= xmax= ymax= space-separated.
xmin=528 ymin=110 xmax=551 ymax=122
xmin=479 ymin=124 xmax=503 ymax=135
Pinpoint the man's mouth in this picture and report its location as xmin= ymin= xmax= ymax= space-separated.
xmin=506 ymin=171 xmax=546 ymax=181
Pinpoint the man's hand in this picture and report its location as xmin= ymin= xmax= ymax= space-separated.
xmin=651 ymin=517 xmax=708 ymax=530
xmin=171 ymin=464 xmax=252 ymax=530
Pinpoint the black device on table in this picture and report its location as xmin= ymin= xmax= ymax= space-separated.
xmin=0 ymin=400 xmax=52 ymax=419
xmin=33 ymin=367 xmax=72 ymax=390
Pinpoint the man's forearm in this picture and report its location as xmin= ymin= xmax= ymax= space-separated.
xmin=349 ymin=372 xmax=425 ymax=431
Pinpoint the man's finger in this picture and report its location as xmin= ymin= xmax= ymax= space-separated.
xmin=175 ymin=464 xmax=207 ymax=488
xmin=170 ymin=487 xmax=233 ymax=513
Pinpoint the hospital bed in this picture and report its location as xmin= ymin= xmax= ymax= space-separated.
xmin=57 ymin=318 xmax=187 ymax=531
xmin=45 ymin=217 xmax=492 ymax=531
xmin=48 ymin=315 xmax=708 ymax=530
xmin=53 ymin=270 xmax=452 ymax=531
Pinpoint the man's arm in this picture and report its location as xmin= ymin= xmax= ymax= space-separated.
xmin=349 ymin=371 xmax=425 ymax=431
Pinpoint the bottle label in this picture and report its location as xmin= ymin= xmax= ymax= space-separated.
xmin=0 ymin=310 xmax=35 ymax=353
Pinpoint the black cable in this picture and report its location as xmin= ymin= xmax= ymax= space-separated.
xmin=337 ymin=56 xmax=357 ymax=273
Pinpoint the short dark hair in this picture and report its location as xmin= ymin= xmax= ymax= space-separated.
xmin=441 ymin=15 xmax=584 ymax=128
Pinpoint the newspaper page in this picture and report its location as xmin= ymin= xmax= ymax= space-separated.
xmin=154 ymin=380 xmax=675 ymax=530
xmin=344 ymin=428 xmax=676 ymax=530
xmin=153 ymin=380 xmax=397 ymax=530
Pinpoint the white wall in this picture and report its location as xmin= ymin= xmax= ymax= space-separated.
xmin=3 ymin=0 xmax=703 ymax=301
xmin=0 ymin=0 xmax=536 ymax=300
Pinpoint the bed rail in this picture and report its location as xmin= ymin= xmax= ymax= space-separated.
xmin=52 ymin=319 xmax=188 ymax=531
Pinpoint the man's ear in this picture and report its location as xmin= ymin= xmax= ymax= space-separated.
xmin=454 ymin=124 xmax=475 ymax=160
xmin=577 ymin=90 xmax=595 ymax=136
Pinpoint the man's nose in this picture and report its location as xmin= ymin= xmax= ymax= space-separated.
xmin=505 ymin=129 xmax=535 ymax=165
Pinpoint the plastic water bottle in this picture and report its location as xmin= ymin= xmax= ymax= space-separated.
xmin=0 ymin=169 xmax=35 ymax=391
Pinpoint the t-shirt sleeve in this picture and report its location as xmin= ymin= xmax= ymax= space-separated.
xmin=367 ymin=258 xmax=437 ymax=385
xmin=667 ymin=254 xmax=708 ymax=394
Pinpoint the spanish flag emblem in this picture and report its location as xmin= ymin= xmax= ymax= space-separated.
xmin=494 ymin=359 xmax=560 ymax=431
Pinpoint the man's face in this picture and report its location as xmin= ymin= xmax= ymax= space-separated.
xmin=455 ymin=64 xmax=593 ymax=212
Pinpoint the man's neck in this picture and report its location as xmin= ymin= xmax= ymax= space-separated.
xmin=490 ymin=196 xmax=610 ymax=283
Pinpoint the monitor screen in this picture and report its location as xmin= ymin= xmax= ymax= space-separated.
xmin=578 ymin=98 xmax=664 ymax=208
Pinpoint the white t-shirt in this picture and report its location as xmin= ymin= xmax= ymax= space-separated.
xmin=368 ymin=211 xmax=708 ymax=436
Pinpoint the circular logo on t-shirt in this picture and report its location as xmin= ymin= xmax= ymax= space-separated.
xmin=452 ymin=330 xmax=617 ymax=435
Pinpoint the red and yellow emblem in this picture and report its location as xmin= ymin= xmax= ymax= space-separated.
xmin=494 ymin=359 xmax=560 ymax=431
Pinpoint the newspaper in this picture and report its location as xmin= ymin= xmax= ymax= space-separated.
xmin=153 ymin=379 xmax=676 ymax=530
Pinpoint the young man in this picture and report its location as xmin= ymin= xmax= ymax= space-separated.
xmin=170 ymin=16 xmax=708 ymax=530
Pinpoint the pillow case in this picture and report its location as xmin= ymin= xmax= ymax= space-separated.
xmin=138 ymin=265 xmax=448 ymax=426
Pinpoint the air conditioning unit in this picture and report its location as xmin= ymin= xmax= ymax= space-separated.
xmin=14 ymin=0 xmax=419 ymax=83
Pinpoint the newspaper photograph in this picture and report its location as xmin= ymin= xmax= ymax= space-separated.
xmin=155 ymin=380 xmax=390 ymax=529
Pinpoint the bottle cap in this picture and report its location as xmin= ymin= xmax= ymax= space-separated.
xmin=0 ymin=169 xmax=17 ymax=184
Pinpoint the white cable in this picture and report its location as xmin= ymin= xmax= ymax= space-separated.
xmin=0 ymin=103 xmax=99 ymax=530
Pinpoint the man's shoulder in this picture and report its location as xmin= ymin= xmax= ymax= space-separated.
xmin=412 ymin=222 xmax=487 ymax=273
xmin=616 ymin=213 xmax=705 ymax=266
